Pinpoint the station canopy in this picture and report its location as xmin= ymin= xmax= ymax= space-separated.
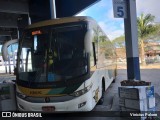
xmin=0 ymin=0 xmax=100 ymax=43
xmin=30 ymin=0 xmax=100 ymax=23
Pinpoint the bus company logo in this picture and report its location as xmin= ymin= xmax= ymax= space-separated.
xmin=2 ymin=112 xmax=11 ymax=117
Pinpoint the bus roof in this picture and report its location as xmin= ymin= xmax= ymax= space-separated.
xmin=27 ymin=16 xmax=96 ymax=29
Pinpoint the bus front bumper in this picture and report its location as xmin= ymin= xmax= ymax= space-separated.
xmin=17 ymin=89 xmax=94 ymax=112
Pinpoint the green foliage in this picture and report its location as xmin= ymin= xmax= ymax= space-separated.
xmin=99 ymin=35 xmax=107 ymax=42
xmin=137 ymin=13 xmax=159 ymax=40
xmin=112 ymin=35 xmax=125 ymax=48
xmin=93 ymin=27 xmax=100 ymax=43
xmin=149 ymin=24 xmax=160 ymax=40
xmin=112 ymin=13 xmax=159 ymax=47
xmin=137 ymin=13 xmax=159 ymax=65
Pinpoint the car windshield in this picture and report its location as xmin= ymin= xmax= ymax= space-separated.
xmin=18 ymin=24 xmax=88 ymax=83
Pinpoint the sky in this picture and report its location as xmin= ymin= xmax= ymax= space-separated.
xmin=1 ymin=0 xmax=159 ymax=51
xmin=77 ymin=0 xmax=160 ymax=40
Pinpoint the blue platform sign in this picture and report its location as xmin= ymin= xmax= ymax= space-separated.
xmin=112 ymin=0 xmax=127 ymax=18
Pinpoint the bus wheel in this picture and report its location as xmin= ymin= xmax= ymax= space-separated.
xmin=98 ymin=90 xmax=104 ymax=105
xmin=98 ymin=82 xmax=105 ymax=105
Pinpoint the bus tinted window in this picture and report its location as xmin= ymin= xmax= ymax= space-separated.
xmin=18 ymin=24 xmax=88 ymax=83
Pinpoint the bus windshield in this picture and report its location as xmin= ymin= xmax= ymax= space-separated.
xmin=18 ymin=24 xmax=88 ymax=84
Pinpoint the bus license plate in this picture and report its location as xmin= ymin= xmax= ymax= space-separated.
xmin=42 ymin=106 xmax=55 ymax=112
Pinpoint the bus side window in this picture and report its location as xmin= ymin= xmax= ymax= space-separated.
xmin=90 ymin=42 xmax=97 ymax=67
xmin=90 ymin=44 xmax=94 ymax=67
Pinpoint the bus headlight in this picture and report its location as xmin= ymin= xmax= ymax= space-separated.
xmin=70 ymin=83 xmax=92 ymax=97
xmin=17 ymin=92 xmax=27 ymax=99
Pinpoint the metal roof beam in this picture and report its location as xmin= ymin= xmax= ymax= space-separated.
xmin=0 ymin=0 xmax=29 ymax=14
xmin=0 ymin=31 xmax=11 ymax=36
xmin=0 ymin=13 xmax=18 ymax=28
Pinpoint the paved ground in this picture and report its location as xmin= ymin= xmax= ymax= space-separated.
xmin=92 ymin=69 xmax=160 ymax=120
xmin=0 ymin=68 xmax=160 ymax=120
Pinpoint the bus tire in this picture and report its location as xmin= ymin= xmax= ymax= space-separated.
xmin=98 ymin=80 xmax=105 ymax=105
xmin=98 ymin=93 xmax=104 ymax=105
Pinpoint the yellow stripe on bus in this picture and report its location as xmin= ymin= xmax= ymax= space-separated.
xmin=17 ymin=85 xmax=66 ymax=97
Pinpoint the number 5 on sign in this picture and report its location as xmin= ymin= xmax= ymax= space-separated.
xmin=112 ymin=0 xmax=127 ymax=18
xmin=117 ymin=6 xmax=124 ymax=17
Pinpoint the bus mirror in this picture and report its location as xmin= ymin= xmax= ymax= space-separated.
xmin=2 ymin=39 xmax=18 ymax=61
xmin=84 ymin=30 xmax=93 ymax=53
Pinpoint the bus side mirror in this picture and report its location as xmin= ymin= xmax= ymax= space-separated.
xmin=2 ymin=39 xmax=18 ymax=61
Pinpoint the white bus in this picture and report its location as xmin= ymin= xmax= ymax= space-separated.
xmin=15 ymin=16 xmax=117 ymax=112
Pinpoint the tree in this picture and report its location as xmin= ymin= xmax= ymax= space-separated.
xmin=112 ymin=35 xmax=125 ymax=48
xmin=137 ymin=13 xmax=159 ymax=65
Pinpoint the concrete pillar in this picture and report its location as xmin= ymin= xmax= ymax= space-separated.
xmin=124 ymin=0 xmax=141 ymax=80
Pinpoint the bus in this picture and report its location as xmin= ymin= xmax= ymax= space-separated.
xmin=14 ymin=16 xmax=117 ymax=112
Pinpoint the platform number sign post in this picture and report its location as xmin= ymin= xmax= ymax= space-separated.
xmin=112 ymin=0 xmax=127 ymax=18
